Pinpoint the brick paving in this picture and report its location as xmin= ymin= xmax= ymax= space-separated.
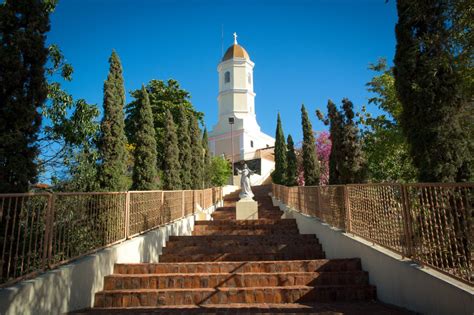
xmin=72 ymin=185 xmax=415 ymax=314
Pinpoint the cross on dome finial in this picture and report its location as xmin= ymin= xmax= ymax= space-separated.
xmin=233 ymin=32 xmax=238 ymax=45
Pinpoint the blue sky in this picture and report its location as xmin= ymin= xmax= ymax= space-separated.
xmin=48 ymin=0 xmax=398 ymax=144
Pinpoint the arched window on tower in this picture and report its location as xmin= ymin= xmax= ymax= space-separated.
xmin=248 ymin=73 xmax=251 ymax=84
xmin=225 ymin=71 xmax=230 ymax=83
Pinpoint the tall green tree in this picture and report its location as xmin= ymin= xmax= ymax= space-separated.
xmin=317 ymin=100 xmax=343 ymax=185
xmin=177 ymin=109 xmax=193 ymax=190
xmin=339 ymin=99 xmax=366 ymax=183
xmin=132 ymin=86 xmax=158 ymax=190
xmin=202 ymin=128 xmax=212 ymax=188
xmin=285 ymin=134 xmax=298 ymax=186
xmin=360 ymin=58 xmax=416 ymax=182
xmin=0 ymin=0 xmax=51 ymax=192
xmin=125 ymin=79 xmax=203 ymax=170
xmin=317 ymin=99 xmax=366 ymax=184
xmin=162 ymin=109 xmax=181 ymax=190
xmin=301 ymin=105 xmax=319 ymax=186
xmin=326 ymin=100 xmax=343 ymax=185
xmin=189 ymin=115 xmax=203 ymax=189
xmin=272 ymin=113 xmax=287 ymax=185
xmin=394 ymin=0 xmax=472 ymax=182
xmin=98 ymin=51 xmax=129 ymax=191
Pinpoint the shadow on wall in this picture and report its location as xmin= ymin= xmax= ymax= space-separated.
xmin=0 ymin=214 xmax=198 ymax=315
xmin=2 ymin=245 xmax=120 ymax=314
xmin=139 ymin=217 xmax=195 ymax=263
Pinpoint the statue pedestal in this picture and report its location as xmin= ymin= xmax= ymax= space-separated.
xmin=236 ymin=199 xmax=259 ymax=220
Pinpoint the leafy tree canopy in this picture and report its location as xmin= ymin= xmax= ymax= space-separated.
xmin=210 ymin=157 xmax=232 ymax=187
xmin=125 ymin=79 xmax=203 ymax=169
xmin=358 ymin=58 xmax=417 ymax=183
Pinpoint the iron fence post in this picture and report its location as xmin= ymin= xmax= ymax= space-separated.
xmin=193 ymin=190 xmax=196 ymax=214
xmin=317 ymin=186 xmax=322 ymax=218
xmin=344 ymin=186 xmax=352 ymax=233
xmin=400 ymin=184 xmax=414 ymax=258
xmin=124 ymin=192 xmax=130 ymax=239
xmin=297 ymin=186 xmax=301 ymax=211
xmin=182 ymin=191 xmax=185 ymax=218
xmin=42 ymin=193 xmax=55 ymax=269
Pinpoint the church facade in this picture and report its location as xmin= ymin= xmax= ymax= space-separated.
xmin=208 ymin=34 xmax=275 ymax=184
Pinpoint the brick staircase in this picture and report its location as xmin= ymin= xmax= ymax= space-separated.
xmin=76 ymin=185 xmax=412 ymax=314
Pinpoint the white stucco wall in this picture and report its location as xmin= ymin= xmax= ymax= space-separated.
xmin=0 ymin=201 xmax=223 ymax=315
xmin=250 ymin=158 xmax=274 ymax=186
xmin=273 ymin=197 xmax=474 ymax=315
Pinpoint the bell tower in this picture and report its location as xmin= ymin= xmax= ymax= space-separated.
xmin=217 ymin=33 xmax=256 ymax=119
xmin=209 ymin=33 xmax=275 ymax=164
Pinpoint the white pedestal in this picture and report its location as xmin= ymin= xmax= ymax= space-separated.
xmin=236 ymin=199 xmax=259 ymax=220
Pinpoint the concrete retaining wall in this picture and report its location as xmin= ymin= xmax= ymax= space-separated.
xmin=0 ymin=201 xmax=222 ymax=315
xmin=275 ymin=197 xmax=473 ymax=315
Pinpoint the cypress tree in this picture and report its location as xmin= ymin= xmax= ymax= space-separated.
xmin=98 ymin=51 xmax=129 ymax=191
xmin=202 ymin=128 xmax=212 ymax=188
xmin=189 ymin=115 xmax=203 ymax=189
xmin=125 ymin=79 xmax=203 ymax=171
xmin=319 ymin=100 xmax=366 ymax=185
xmin=177 ymin=109 xmax=193 ymax=190
xmin=285 ymin=134 xmax=298 ymax=186
xmin=132 ymin=86 xmax=158 ymax=190
xmin=326 ymin=100 xmax=343 ymax=185
xmin=0 ymin=0 xmax=50 ymax=193
xmin=301 ymin=105 xmax=319 ymax=186
xmin=162 ymin=109 xmax=181 ymax=190
xmin=394 ymin=0 xmax=472 ymax=182
xmin=272 ymin=113 xmax=287 ymax=185
xmin=339 ymin=99 xmax=366 ymax=183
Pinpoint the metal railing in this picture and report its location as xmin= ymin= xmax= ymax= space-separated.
xmin=272 ymin=183 xmax=473 ymax=285
xmin=0 ymin=187 xmax=223 ymax=287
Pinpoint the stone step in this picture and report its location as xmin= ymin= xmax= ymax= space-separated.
xmin=194 ymin=219 xmax=296 ymax=226
xmin=192 ymin=228 xmax=299 ymax=236
xmin=193 ymin=224 xmax=297 ymax=231
xmin=74 ymin=301 xmax=412 ymax=315
xmin=158 ymin=251 xmax=326 ymax=262
xmin=164 ymin=237 xmax=320 ymax=249
xmin=103 ymin=271 xmax=370 ymax=290
xmin=168 ymin=234 xmax=318 ymax=243
xmin=210 ymin=213 xmax=283 ymax=219
xmin=114 ymin=259 xmax=363 ymax=275
xmin=211 ymin=211 xmax=282 ymax=217
xmin=193 ymin=224 xmax=298 ymax=234
xmin=94 ymin=285 xmax=377 ymax=307
xmin=161 ymin=244 xmax=323 ymax=255
xmin=211 ymin=215 xmax=284 ymax=221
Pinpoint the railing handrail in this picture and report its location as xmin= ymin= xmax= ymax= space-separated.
xmin=0 ymin=186 xmax=224 ymax=288
xmin=0 ymin=188 xmax=218 ymax=198
xmin=272 ymin=182 xmax=473 ymax=286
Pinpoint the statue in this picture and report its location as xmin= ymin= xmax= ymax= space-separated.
xmin=237 ymin=162 xmax=255 ymax=200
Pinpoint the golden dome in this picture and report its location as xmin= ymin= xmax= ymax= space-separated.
xmin=222 ymin=44 xmax=250 ymax=61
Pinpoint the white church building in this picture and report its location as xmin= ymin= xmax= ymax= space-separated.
xmin=208 ymin=34 xmax=275 ymax=185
